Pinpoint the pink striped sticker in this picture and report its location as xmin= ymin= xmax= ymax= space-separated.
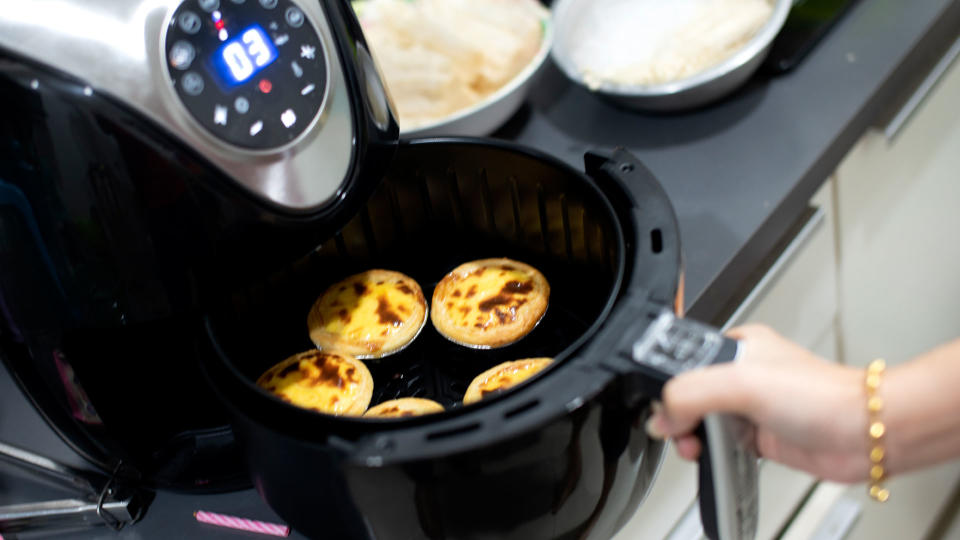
xmin=194 ymin=510 xmax=290 ymax=537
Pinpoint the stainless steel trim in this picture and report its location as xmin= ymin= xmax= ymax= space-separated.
xmin=722 ymin=207 xmax=826 ymax=332
xmin=0 ymin=442 xmax=144 ymax=533
xmin=703 ymin=413 xmax=759 ymax=540
xmin=0 ymin=441 xmax=99 ymax=497
xmin=0 ymin=496 xmax=140 ymax=533
xmin=884 ymin=35 xmax=960 ymax=141
xmin=0 ymin=0 xmax=355 ymax=211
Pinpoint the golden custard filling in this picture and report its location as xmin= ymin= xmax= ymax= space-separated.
xmin=257 ymin=351 xmax=371 ymax=415
xmin=443 ymin=267 xmax=536 ymax=330
xmin=463 ymin=357 xmax=553 ymax=404
xmin=313 ymin=277 xmax=423 ymax=349
xmin=477 ymin=359 xmax=548 ymax=396
xmin=364 ymin=397 xmax=445 ymax=418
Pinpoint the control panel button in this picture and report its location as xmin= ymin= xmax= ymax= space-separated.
xmin=259 ymin=0 xmax=278 ymax=9
xmin=291 ymin=60 xmax=303 ymax=78
xmin=178 ymin=11 xmax=202 ymax=34
xmin=214 ymin=105 xmax=229 ymax=126
xmin=181 ymin=72 xmax=205 ymax=95
xmin=300 ymin=83 xmax=315 ymax=96
xmin=280 ymin=109 xmax=296 ymax=128
xmin=169 ymin=40 xmax=196 ymax=70
xmin=198 ymin=0 xmax=220 ymax=12
xmin=234 ymin=96 xmax=250 ymax=114
xmin=285 ymin=6 xmax=304 ymax=27
xmin=250 ymin=120 xmax=264 ymax=136
xmin=300 ymin=44 xmax=315 ymax=60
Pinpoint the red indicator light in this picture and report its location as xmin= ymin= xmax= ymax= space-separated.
xmin=214 ymin=20 xmax=225 ymax=31
xmin=258 ymin=79 xmax=273 ymax=94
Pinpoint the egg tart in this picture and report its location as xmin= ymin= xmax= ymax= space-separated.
xmin=463 ymin=357 xmax=553 ymax=405
xmin=257 ymin=350 xmax=373 ymax=416
xmin=431 ymin=258 xmax=549 ymax=348
xmin=308 ymin=269 xmax=427 ymax=358
xmin=364 ymin=397 xmax=445 ymax=418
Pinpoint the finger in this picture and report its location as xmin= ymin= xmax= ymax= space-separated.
xmin=660 ymin=363 xmax=751 ymax=436
xmin=645 ymin=403 xmax=669 ymax=440
xmin=725 ymin=323 xmax=775 ymax=342
xmin=674 ymin=435 xmax=702 ymax=461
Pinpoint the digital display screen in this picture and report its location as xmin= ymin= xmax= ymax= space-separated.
xmin=212 ymin=25 xmax=278 ymax=85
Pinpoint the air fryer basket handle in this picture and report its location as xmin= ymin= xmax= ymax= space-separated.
xmin=584 ymin=149 xmax=683 ymax=308
xmin=586 ymin=148 xmax=758 ymax=539
xmin=628 ymin=310 xmax=758 ymax=540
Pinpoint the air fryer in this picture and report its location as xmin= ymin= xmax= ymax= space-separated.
xmin=202 ymin=139 xmax=758 ymax=540
xmin=0 ymin=1 xmax=758 ymax=539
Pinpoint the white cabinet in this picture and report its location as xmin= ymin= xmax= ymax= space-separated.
xmin=834 ymin=43 xmax=960 ymax=368
xmin=779 ymin=39 xmax=960 ymax=540
xmin=782 ymin=459 xmax=960 ymax=540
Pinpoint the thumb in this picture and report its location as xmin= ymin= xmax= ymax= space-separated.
xmin=654 ymin=363 xmax=752 ymax=437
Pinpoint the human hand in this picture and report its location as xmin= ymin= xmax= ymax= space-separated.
xmin=646 ymin=324 xmax=871 ymax=482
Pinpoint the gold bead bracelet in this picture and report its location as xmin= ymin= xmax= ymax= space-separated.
xmin=866 ymin=359 xmax=889 ymax=502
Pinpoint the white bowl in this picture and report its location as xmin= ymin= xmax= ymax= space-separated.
xmin=550 ymin=0 xmax=791 ymax=111
xmin=396 ymin=13 xmax=555 ymax=138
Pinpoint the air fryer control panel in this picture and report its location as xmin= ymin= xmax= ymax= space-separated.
xmin=0 ymin=0 xmax=364 ymax=210
xmin=165 ymin=0 xmax=327 ymax=150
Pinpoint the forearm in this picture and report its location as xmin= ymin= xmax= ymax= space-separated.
xmin=884 ymin=338 xmax=960 ymax=476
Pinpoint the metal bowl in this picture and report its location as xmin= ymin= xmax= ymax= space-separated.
xmin=399 ymin=16 xmax=555 ymax=137
xmin=550 ymin=0 xmax=791 ymax=112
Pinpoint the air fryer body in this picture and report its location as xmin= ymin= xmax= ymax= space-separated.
xmin=201 ymin=140 xmax=684 ymax=538
xmin=228 ymin=377 xmax=662 ymax=540
xmin=0 ymin=0 xmax=397 ymax=489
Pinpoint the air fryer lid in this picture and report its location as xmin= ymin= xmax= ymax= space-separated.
xmin=0 ymin=0 xmax=397 ymax=215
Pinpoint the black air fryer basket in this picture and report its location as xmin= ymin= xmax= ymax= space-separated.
xmin=202 ymin=140 xmax=717 ymax=540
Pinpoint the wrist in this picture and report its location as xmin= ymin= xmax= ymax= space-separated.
xmin=879 ymin=362 xmax=918 ymax=477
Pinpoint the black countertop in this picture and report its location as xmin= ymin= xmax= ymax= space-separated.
xmin=2 ymin=0 xmax=959 ymax=537
xmin=507 ymin=0 xmax=959 ymax=324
